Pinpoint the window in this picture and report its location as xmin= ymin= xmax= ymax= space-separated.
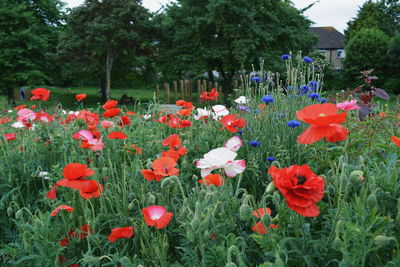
xmin=337 ymin=49 xmax=345 ymax=58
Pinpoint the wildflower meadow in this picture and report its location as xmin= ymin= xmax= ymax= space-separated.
xmin=1 ymin=56 xmax=399 ymax=266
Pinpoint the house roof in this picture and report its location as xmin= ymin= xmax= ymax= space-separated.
xmin=310 ymin=27 xmax=345 ymax=49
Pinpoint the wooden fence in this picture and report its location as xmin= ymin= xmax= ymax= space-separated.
xmin=156 ymin=79 xmax=239 ymax=104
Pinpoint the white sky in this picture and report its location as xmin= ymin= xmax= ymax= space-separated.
xmin=64 ymin=0 xmax=369 ymax=33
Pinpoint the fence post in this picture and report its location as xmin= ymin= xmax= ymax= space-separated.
xmin=189 ymin=80 xmax=193 ymax=101
xmin=202 ymin=80 xmax=207 ymax=92
xmin=197 ymin=80 xmax=201 ymax=102
xmin=180 ymin=80 xmax=184 ymax=100
xmin=156 ymin=84 xmax=160 ymax=101
xmin=164 ymin=82 xmax=170 ymax=104
xmin=233 ymin=80 xmax=238 ymax=99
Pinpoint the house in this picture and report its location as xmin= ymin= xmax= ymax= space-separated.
xmin=310 ymin=27 xmax=345 ymax=70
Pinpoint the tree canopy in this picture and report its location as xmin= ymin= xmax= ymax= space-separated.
xmin=156 ymin=0 xmax=316 ymax=102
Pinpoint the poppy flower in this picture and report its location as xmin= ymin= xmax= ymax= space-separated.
xmin=63 ymin=163 xmax=95 ymax=180
xmin=102 ymin=108 xmax=120 ymax=118
xmin=103 ymin=100 xmax=118 ymax=109
xmin=14 ymin=105 xmax=27 ymax=110
xmin=391 ymin=136 xmax=400 ymax=147
xmin=196 ymin=147 xmax=246 ymax=178
xmin=212 ymin=105 xmax=229 ymax=120
xmin=253 ymin=208 xmax=272 ymax=218
xmin=161 ymin=147 xmax=187 ymax=161
xmin=47 ymin=188 xmax=57 ymax=199
xmin=119 ymin=116 xmax=131 ymax=127
xmin=199 ymin=173 xmax=223 ymax=186
xmin=75 ymin=94 xmax=87 ymax=101
xmin=126 ymin=111 xmax=136 ymax=116
xmin=234 ymin=96 xmax=247 ymax=104
xmin=5 ymin=133 xmax=16 ymax=142
xmin=101 ymin=120 xmax=114 ymax=128
xmin=77 ymin=224 xmax=93 ymax=239
xmin=108 ymin=131 xmax=127 ymax=139
xmin=296 ymin=103 xmax=348 ymax=144
xmin=141 ymin=169 xmax=163 ymax=182
xmin=336 ymin=100 xmax=360 ymax=111
xmin=50 ymin=205 xmax=74 ymax=216
xmin=220 ymin=114 xmax=246 ymax=133
xmin=252 ymin=221 xmax=278 ymax=234
xmin=78 ymin=179 xmax=103 ymax=199
xmin=268 ymin=164 xmax=325 ymax=217
xmin=60 ymin=230 xmax=76 ymax=247
xmin=200 ymin=88 xmax=219 ymax=101
xmin=142 ymin=205 xmax=173 ymax=229
xmin=108 ymin=226 xmax=134 ymax=242
xmin=194 ymin=107 xmax=212 ymax=120
xmin=152 ymin=157 xmax=179 ymax=176
xmin=30 ymin=88 xmax=50 ymax=101
xmin=162 ymin=134 xmax=182 ymax=147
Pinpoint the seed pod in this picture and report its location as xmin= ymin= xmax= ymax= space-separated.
xmin=350 ymin=170 xmax=363 ymax=184
xmin=261 ymin=214 xmax=271 ymax=226
xmin=239 ymin=204 xmax=252 ymax=221
xmin=374 ymin=235 xmax=393 ymax=247
xmin=332 ymin=237 xmax=342 ymax=251
xmin=367 ymin=194 xmax=377 ymax=210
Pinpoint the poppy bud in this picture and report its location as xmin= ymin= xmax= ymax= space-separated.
xmin=128 ymin=202 xmax=135 ymax=210
xmin=338 ymin=260 xmax=348 ymax=267
xmin=148 ymin=193 xmax=156 ymax=204
xmin=186 ymin=229 xmax=195 ymax=242
xmin=328 ymin=184 xmax=335 ymax=195
xmin=146 ymin=159 xmax=153 ymax=169
xmin=271 ymin=215 xmax=279 ymax=224
xmin=274 ymin=256 xmax=285 ymax=267
xmin=367 ymin=194 xmax=377 ymax=210
xmin=358 ymin=155 xmax=365 ymax=166
xmin=15 ymin=209 xmax=23 ymax=220
xmin=374 ymin=235 xmax=394 ymax=247
xmin=350 ymin=170 xmax=363 ymax=184
xmin=239 ymin=205 xmax=252 ymax=221
xmin=191 ymin=218 xmax=200 ymax=229
xmin=332 ymin=237 xmax=342 ymax=251
xmin=192 ymin=174 xmax=199 ymax=181
xmin=7 ymin=206 xmax=13 ymax=217
xmin=266 ymin=181 xmax=275 ymax=193
xmin=261 ymin=214 xmax=271 ymax=226
xmin=225 ymin=263 xmax=237 ymax=267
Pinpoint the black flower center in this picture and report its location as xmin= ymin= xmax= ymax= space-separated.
xmin=296 ymin=175 xmax=307 ymax=185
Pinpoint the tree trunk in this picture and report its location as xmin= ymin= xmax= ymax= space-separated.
xmin=104 ymin=50 xmax=114 ymax=100
xmin=100 ymin=77 xmax=107 ymax=102
xmin=208 ymin=70 xmax=214 ymax=84
xmin=7 ymin=86 xmax=15 ymax=106
xmin=220 ymin=69 xmax=234 ymax=105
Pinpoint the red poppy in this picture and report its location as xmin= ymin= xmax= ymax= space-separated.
xmin=269 ymin=164 xmax=325 ymax=217
xmin=152 ymin=157 xmax=179 ymax=176
xmin=391 ymin=136 xmax=400 ymax=147
xmin=252 ymin=221 xmax=278 ymax=234
xmin=296 ymin=103 xmax=348 ymax=144
xmin=103 ymin=100 xmax=118 ymax=109
xmin=119 ymin=116 xmax=131 ymax=127
xmin=50 ymin=205 xmax=74 ymax=216
xmin=162 ymin=134 xmax=182 ymax=147
xmin=142 ymin=205 xmax=173 ymax=229
xmin=126 ymin=111 xmax=136 ymax=116
xmin=47 ymin=188 xmax=57 ymax=199
xmin=220 ymin=114 xmax=246 ymax=133
xmin=63 ymin=163 xmax=95 ymax=180
xmin=60 ymin=230 xmax=76 ymax=247
xmin=161 ymin=147 xmax=187 ymax=161
xmin=14 ymin=105 xmax=27 ymax=110
xmin=77 ymin=224 xmax=93 ymax=239
xmin=199 ymin=173 xmax=223 ymax=186
xmin=77 ymin=179 xmax=103 ymax=199
xmin=252 ymin=208 xmax=272 ymax=218
xmin=75 ymin=94 xmax=87 ymax=101
xmin=30 ymin=88 xmax=50 ymax=101
xmin=108 ymin=226 xmax=134 ymax=242
xmin=108 ymin=131 xmax=127 ymax=139
xmin=102 ymin=108 xmax=120 ymax=118
xmin=200 ymin=88 xmax=219 ymax=101
xmin=5 ymin=133 xmax=16 ymax=142
xmin=141 ymin=169 xmax=163 ymax=182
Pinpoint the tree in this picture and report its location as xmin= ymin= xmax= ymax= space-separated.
xmin=59 ymin=0 xmax=154 ymax=101
xmin=156 ymin=0 xmax=316 ymax=103
xmin=345 ymin=0 xmax=400 ymax=42
xmin=384 ymin=32 xmax=400 ymax=93
xmin=343 ymin=28 xmax=390 ymax=87
xmin=0 ymin=0 xmax=63 ymax=104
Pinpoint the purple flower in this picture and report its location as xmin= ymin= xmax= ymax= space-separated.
xmin=308 ymin=81 xmax=319 ymax=91
xmin=249 ymin=140 xmax=261 ymax=147
xmin=266 ymin=157 xmax=276 ymax=162
xmin=281 ymin=54 xmax=290 ymax=60
xmin=303 ymin=56 xmax=313 ymax=63
xmin=308 ymin=92 xmax=320 ymax=100
xmin=287 ymin=120 xmax=300 ymax=128
xmin=252 ymin=76 xmax=261 ymax=83
xmin=261 ymin=95 xmax=274 ymax=104
xmin=298 ymin=85 xmax=310 ymax=94
xmin=320 ymin=98 xmax=327 ymax=103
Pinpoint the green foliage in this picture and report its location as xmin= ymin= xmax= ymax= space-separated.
xmin=343 ymin=28 xmax=390 ymax=88
xmin=385 ymin=32 xmax=400 ymax=94
xmin=156 ymin=0 xmax=316 ymax=101
xmin=0 ymin=0 xmax=63 ymax=100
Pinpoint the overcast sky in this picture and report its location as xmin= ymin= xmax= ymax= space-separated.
xmin=64 ymin=0 xmax=369 ymax=33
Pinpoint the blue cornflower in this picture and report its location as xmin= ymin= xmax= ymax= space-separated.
xmin=308 ymin=81 xmax=319 ymax=91
xmin=261 ymin=94 xmax=274 ymax=104
xmin=298 ymin=85 xmax=310 ymax=94
xmin=303 ymin=56 xmax=313 ymax=63
xmin=287 ymin=120 xmax=300 ymax=128
xmin=253 ymin=109 xmax=260 ymax=114
xmin=249 ymin=140 xmax=261 ymax=147
xmin=252 ymin=76 xmax=261 ymax=83
xmin=320 ymin=98 xmax=327 ymax=103
xmin=308 ymin=92 xmax=320 ymax=100
xmin=266 ymin=157 xmax=276 ymax=162
xmin=237 ymin=130 xmax=243 ymax=136
xmin=237 ymin=105 xmax=250 ymax=112
xmin=281 ymin=54 xmax=290 ymax=60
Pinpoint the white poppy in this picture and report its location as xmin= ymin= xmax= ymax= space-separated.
xmin=194 ymin=108 xmax=211 ymax=120
xmin=234 ymin=96 xmax=247 ymax=104
xmin=212 ymin=105 xmax=229 ymax=120
xmin=11 ymin=121 xmax=25 ymax=128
